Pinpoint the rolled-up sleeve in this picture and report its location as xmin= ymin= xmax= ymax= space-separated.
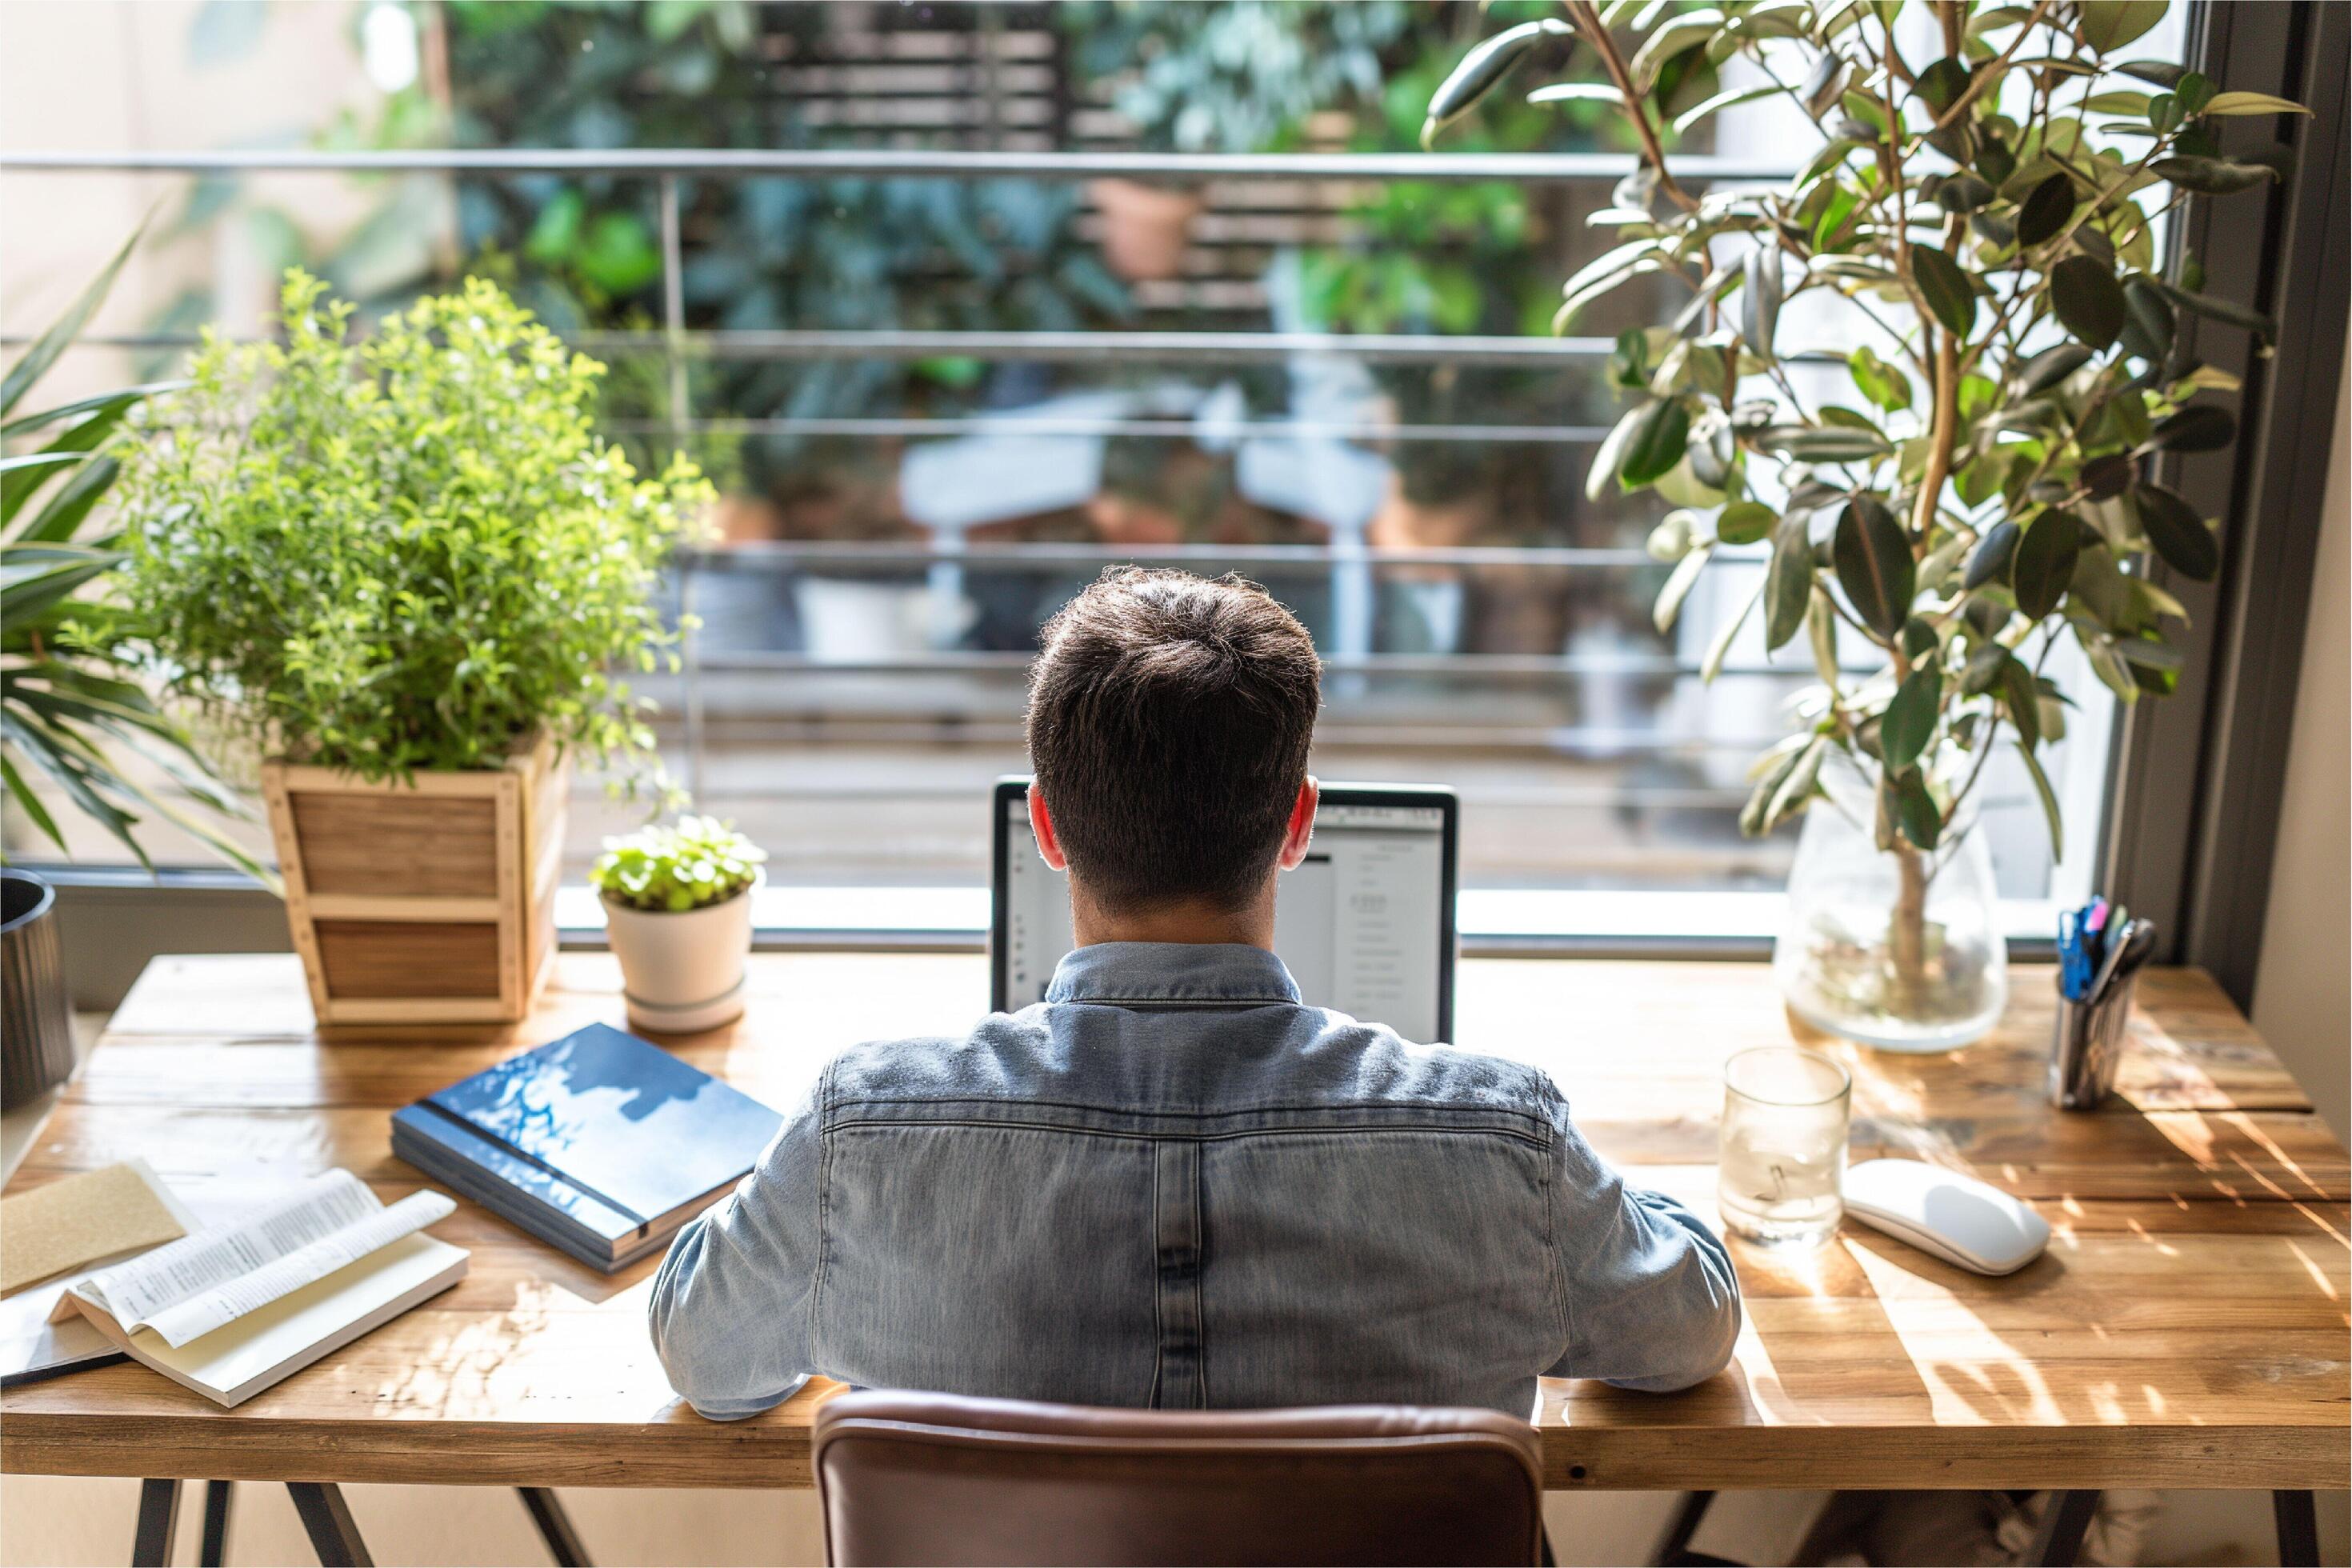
xmin=648 ymin=1073 xmax=826 ymax=1419
xmin=1542 ymin=1092 xmax=1741 ymax=1392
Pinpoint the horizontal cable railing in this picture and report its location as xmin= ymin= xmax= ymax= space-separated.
xmin=616 ymin=416 xmax=1615 ymax=443
xmin=682 ymin=542 xmax=1662 ymax=569
xmin=658 ymin=714 xmax=1794 ymax=761
xmin=0 ymin=147 xmax=1798 ymax=181
xmin=2 ymin=328 xmax=1617 ymax=366
xmin=13 ymin=142 xmax=1824 ymax=798
xmin=593 ymin=328 xmax=1615 ymax=364
xmin=691 ymin=650 xmax=1803 ymax=679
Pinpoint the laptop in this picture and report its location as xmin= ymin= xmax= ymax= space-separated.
xmin=990 ymin=778 xmax=1458 ymax=1042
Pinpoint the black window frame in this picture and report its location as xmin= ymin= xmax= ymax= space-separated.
xmin=2099 ymin=0 xmax=2350 ymax=1008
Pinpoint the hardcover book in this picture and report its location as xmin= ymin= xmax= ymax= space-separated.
xmin=392 ymin=1023 xmax=782 ymax=1271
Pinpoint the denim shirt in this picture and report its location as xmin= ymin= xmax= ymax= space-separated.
xmin=649 ymin=942 xmax=1740 ymax=1420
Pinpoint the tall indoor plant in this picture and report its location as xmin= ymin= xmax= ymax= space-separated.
xmin=3 ymin=226 xmax=264 ymax=1102
xmin=1427 ymin=1 xmax=2303 ymax=1048
xmin=3 ymin=227 xmax=262 ymax=880
xmin=116 ymin=271 xmax=710 ymax=1023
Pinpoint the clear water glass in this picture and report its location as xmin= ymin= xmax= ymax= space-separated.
xmin=1718 ymin=1046 xmax=1852 ymax=1248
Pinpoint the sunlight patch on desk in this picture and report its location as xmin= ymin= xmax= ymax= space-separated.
xmin=2284 ymin=1239 xmax=2344 ymax=1302
xmin=371 ymin=1279 xmax=558 ymax=1421
xmin=1845 ymin=1238 xmax=2072 ymax=1428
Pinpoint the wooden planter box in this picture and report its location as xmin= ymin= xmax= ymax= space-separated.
xmin=262 ymin=734 xmax=567 ymax=1026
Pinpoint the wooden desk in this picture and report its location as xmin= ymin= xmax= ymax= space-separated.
xmin=5 ymin=954 xmax=2345 ymax=1509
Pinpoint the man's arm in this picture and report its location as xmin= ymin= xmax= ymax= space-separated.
xmin=1543 ymin=1094 xmax=1742 ymax=1392
xmin=647 ymin=1075 xmax=825 ymax=1419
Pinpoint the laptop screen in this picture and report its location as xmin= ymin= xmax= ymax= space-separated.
xmin=995 ymin=785 xmax=1456 ymax=1042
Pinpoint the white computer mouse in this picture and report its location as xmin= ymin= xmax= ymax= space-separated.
xmin=1843 ymin=1158 xmax=2052 ymax=1275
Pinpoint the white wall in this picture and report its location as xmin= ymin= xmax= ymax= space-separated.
xmin=0 ymin=0 xmax=390 ymax=402
xmin=2254 ymin=346 xmax=2352 ymax=1145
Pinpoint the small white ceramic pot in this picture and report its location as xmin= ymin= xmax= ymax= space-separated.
xmin=602 ymin=872 xmax=758 ymax=1035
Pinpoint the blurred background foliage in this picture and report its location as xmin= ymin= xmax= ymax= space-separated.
xmin=156 ymin=1 xmax=1673 ymax=533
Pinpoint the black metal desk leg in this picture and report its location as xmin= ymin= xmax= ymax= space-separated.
xmin=199 ymin=1481 xmax=233 ymax=1567
xmin=518 ymin=1486 xmax=593 ymax=1567
xmin=1650 ymin=1490 xmax=1717 ymax=1565
xmin=286 ymin=1482 xmax=374 ymax=1568
xmin=2275 ymin=1490 xmax=2320 ymax=1567
xmin=2027 ymin=1490 xmax=2101 ymax=1566
xmin=131 ymin=1478 xmax=181 ymax=1568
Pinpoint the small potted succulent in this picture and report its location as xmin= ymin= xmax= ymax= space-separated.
xmin=591 ymin=816 xmax=766 ymax=1035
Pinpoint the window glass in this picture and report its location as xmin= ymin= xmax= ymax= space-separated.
xmin=0 ymin=2 xmax=2187 ymax=933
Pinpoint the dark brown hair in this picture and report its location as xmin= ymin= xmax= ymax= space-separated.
xmin=1026 ymin=569 xmax=1321 ymax=914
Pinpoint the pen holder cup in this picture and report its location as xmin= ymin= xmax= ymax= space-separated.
xmin=2049 ymin=972 xmax=2139 ymax=1110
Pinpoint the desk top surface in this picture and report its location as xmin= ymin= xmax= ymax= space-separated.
xmin=3 ymin=952 xmax=2344 ymax=1491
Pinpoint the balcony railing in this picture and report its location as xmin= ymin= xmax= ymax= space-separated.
xmin=6 ymin=141 xmax=1904 ymax=875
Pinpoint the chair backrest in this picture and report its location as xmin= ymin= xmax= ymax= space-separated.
xmin=812 ymin=1390 xmax=1546 ymax=1567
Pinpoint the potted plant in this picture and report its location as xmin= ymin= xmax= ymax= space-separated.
xmin=2 ymin=228 xmax=269 ymax=1098
xmin=1062 ymin=2 xmax=1408 ymax=279
xmin=115 ymin=270 xmax=710 ymax=1026
xmin=1428 ymin=3 xmax=2304 ymax=1049
xmin=591 ymin=815 xmax=766 ymax=1035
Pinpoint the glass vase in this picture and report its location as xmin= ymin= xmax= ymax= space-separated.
xmin=1773 ymin=754 xmax=2008 ymax=1053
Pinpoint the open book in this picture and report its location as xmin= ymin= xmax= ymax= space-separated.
xmin=56 ymin=1170 xmax=467 ymax=1407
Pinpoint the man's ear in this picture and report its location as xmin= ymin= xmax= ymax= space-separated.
xmin=1277 ymin=776 xmax=1318 ymax=872
xmin=1029 ymin=785 xmax=1070 ymax=871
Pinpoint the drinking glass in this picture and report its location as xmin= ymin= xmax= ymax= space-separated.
xmin=1717 ymin=1046 xmax=1852 ymax=1247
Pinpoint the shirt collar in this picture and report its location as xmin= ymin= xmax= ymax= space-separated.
xmin=1043 ymin=942 xmax=1302 ymax=1007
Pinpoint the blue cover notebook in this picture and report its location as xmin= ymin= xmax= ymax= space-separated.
xmin=391 ymin=1024 xmax=782 ymax=1270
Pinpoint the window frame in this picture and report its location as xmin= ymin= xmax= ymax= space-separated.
xmin=2098 ymin=0 xmax=2350 ymax=1010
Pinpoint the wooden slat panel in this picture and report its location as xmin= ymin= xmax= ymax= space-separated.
xmin=313 ymin=922 xmax=502 ymax=1000
xmin=288 ymin=794 xmax=499 ymax=897
xmin=303 ymin=897 xmax=503 ymax=923
xmin=6 ymin=954 xmax=2346 ymax=1491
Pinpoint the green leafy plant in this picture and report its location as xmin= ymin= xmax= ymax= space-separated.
xmin=1062 ymin=2 xmax=1409 ymax=154
xmin=2 ymin=227 xmax=265 ymax=878
xmin=1429 ymin=0 xmax=2302 ymax=995
xmin=116 ymin=270 xmax=713 ymax=782
xmin=591 ymin=814 xmax=766 ymax=913
xmin=1301 ymin=5 xmax=1584 ymax=341
xmin=432 ymin=2 xmax=1130 ymax=489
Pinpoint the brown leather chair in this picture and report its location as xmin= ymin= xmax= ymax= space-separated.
xmin=813 ymin=1390 xmax=1546 ymax=1567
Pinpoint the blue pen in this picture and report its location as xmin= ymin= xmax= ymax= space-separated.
xmin=2058 ymin=909 xmax=2082 ymax=998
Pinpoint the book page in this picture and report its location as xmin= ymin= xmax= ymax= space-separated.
xmin=72 ymin=1170 xmax=456 ymax=1349
xmin=103 ymin=1232 xmax=468 ymax=1408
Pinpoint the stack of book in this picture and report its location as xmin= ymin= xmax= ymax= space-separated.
xmin=392 ymin=1023 xmax=784 ymax=1272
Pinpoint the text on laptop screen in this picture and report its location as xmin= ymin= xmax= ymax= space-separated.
xmin=1001 ymin=796 xmax=1450 ymax=1042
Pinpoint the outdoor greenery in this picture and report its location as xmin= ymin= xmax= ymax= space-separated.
xmin=115 ymin=271 xmax=711 ymax=783
xmin=434 ymin=0 xmax=1127 ymax=490
xmin=1 ymin=227 xmax=264 ymax=878
xmin=1062 ymin=2 xmax=1409 ymax=154
xmin=592 ymin=814 xmax=766 ymax=913
xmin=170 ymin=4 xmax=1676 ymax=543
xmin=1305 ymin=0 xmax=1678 ymax=340
xmin=1428 ymin=0 xmax=2301 ymax=991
